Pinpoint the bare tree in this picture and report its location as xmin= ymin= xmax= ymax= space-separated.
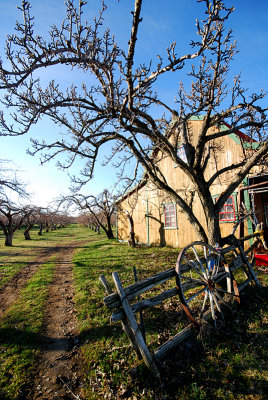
xmin=0 ymin=1 xmax=267 ymax=245
xmin=23 ymin=205 xmax=38 ymax=239
xmin=76 ymin=212 xmax=92 ymax=228
xmin=46 ymin=210 xmax=63 ymax=231
xmin=0 ymin=160 xmax=29 ymax=200
xmin=35 ymin=208 xmax=47 ymax=235
xmin=117 ymin=188 xmax=141 ymax=247
xmin=80 ymin=212 xmax=100 ymax=232
xmin=0 ymin=161 xmax=30 ymax=244
xmin=62 ymin=190 xmax=116 ymax=239
xmin=22 ymin=206 xmax=53 ymax=239
xmin=0 ymin=200 xmax=25 ymax=245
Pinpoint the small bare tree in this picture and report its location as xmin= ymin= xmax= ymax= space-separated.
xmin=35 ymin=208 xmax=47 ymax=235
xmin=23 ymin=206 xmax=38 ymax=240
xmin=62 ymin=190 xmax=116 ymax=239
xmin=117 ymin=188 xmax=141 ymax=247
xmin=0 ymin=1 xmax=267 ymax=245
xmin=0 ymin=200 xmax=25 ymax=246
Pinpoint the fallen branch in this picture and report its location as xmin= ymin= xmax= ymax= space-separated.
xmin=105 ymin=344 xmax=131 ymax=353
xmin=58 ymin=376 xmax=81 ymax=400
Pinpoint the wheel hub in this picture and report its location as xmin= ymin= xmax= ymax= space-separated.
xmin=207 ymin=278 xmax=215 ymax=291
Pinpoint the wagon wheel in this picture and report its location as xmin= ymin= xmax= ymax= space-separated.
xmin=175 ymin=241 xmax=237 ymax=328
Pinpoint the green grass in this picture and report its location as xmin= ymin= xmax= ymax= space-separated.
xmin=0 ymin=257 xmax=55 ymax=400
xmin=72 ymin=234 xmax=268 ymax=400
xmin=0 ymin=225 xmax=267 ymax=399
xmin=0 ymin=224 xmax=92 ymax=287
xmin=72 ymin=236 xmax=184 ymax=399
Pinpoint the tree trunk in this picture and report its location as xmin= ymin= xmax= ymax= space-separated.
xmin=5 ymin=233 xmax=13 ymax=246
xmin=106 ymin=217 xmax=114 ymax=239
xmin=38 ymin=223 xmax=43 ymax=236
xmin=207 ymin=214 xmax=221 ymax=246
xmin=24 ymin=230 xmax=31 ymax=240
xmin=127 ymin=214 xmax=136 ymax=248
xmin=106 ymin=228 xmax=114 ymax=239
xmin=24 ymin=225 xmax=33 ymax=240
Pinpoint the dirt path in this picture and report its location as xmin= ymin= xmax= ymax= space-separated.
xmin=0 ymin=245 xmax=68 ymax=319
xmin=0 ymin=240 xmax=86 ymax=399
xmin=32 ymin=244 xmax=84 ymax=400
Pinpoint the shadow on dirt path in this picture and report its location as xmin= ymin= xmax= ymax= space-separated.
xmin=32 ymin=243 xmax=84 ymax=400
xmin=0 ymin=245 xmax=72 ymax=319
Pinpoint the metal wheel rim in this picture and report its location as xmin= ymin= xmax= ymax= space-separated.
xmin=175 ymin=241 xmax=230 ymax=328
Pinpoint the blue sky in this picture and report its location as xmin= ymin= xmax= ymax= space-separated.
xmin=0 ymin=0 xmax=267 ymax=207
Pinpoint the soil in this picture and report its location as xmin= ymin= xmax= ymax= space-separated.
xmin=0 ymin=241 xmax=86 ymax=400
xmin=0 ymin=245 xmax=65 ymax=319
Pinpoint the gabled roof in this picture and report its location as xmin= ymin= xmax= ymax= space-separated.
xmin=220 ymin=121 xmax=257 ymax=143
xmin=115 ymin=178 xmax=148 ymax=205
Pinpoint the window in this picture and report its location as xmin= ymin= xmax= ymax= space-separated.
xmin=164 ymin=203 xmax=177 ymax=228
xmin=177 ymin=145 xmax=188 ymax=164
xmin=219 ymin=196 xmax=236 ymax=222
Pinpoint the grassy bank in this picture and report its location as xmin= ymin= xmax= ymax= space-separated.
xmin=73 ymin=235 xmax=268 ymax=400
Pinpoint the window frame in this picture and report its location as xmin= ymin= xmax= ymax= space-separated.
xmin=163 ymin=202 xmax=177 ymax=229
xmin=219 ymin=195 xmax=236 ymax=222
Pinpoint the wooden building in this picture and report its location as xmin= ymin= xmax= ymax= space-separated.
xmin=116 ymin=117 xmax=268 ymax=248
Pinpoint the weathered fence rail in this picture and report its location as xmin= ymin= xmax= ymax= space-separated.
xmin=100 ymin=233 xmax=262 ymax=377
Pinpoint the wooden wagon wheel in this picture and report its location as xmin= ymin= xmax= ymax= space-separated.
xmin=175 ymin=241 xmax=238 ymax=328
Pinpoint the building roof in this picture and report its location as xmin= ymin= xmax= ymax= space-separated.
xmin=221 ymin=121 xmax=257 ymax=143
xmin=116 ymin=117 xmax=264 ymax=204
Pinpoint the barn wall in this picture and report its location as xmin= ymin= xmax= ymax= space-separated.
xmin=116 ymin=120 xmax=265 ymax=249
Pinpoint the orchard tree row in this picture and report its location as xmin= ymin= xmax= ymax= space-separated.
xmin=0 ymin=160 xmax=73 ymax=246
xmin=61 ymin=189 xmax=117 ymax=240
xmin=0 ymin=202 xmax=72 ymax=246
xmin=0 ymin=158 xmax=122 ymax=246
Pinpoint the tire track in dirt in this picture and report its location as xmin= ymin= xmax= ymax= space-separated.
xmin=0 ymin=245 xmax=70 ymax=319
xmin=32 ymin=242 xmax=84 ymax=400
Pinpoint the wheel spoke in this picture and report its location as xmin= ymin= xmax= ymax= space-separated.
xmin=186 ymin=287 xmax=205 ymax=303
xmin=200 ymin=289 xmax=208 ymax=316
xmin=203 ymin=246 xmax=209 ymax=271
xmin=192 ymin=246 xmax=208 ymax=277
xmin=213 ymin=270 xmax=228 ymax=283
xmin=209 ymin=292 xmax=217 ymax=328
xmin=214 ymin=290 xmax=232 ymax=311
xmin=182 ymin=256 xmax=207 ymax=283
xmin=180 ymin=275 xmax=206 ymax=285
xmin=212 ymin=292 xmax=222 ymax=313
xmin=216 ymin=287 xmax=240 ymax=298
xmin=211 ymin=255 xmax=220 ymax=277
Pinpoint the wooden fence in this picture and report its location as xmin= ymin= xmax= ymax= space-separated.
xmin=100 ymin=233 xmax=261 ymax=377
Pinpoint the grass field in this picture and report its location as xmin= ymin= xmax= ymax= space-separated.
xmin=0 ymin=225 xmax=267 ymax=399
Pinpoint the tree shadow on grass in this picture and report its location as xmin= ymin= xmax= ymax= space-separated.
xmin=12 ymin=244 xmax=86 ymax=250
xmin=78 ymin=242 xmax=115 ymax=251
xmin=0 ymin=323 xmax=123 ymax=351
xmin=125 ymin=285 xmax=268 ymax=399
xmin=1 ymin=260 xmax=75 ymax=267
xmin=1 ymin=281 xmax=266 ymax=400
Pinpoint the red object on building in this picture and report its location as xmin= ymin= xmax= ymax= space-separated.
xmin=254 ymin=254 xmax=268 ymax=266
